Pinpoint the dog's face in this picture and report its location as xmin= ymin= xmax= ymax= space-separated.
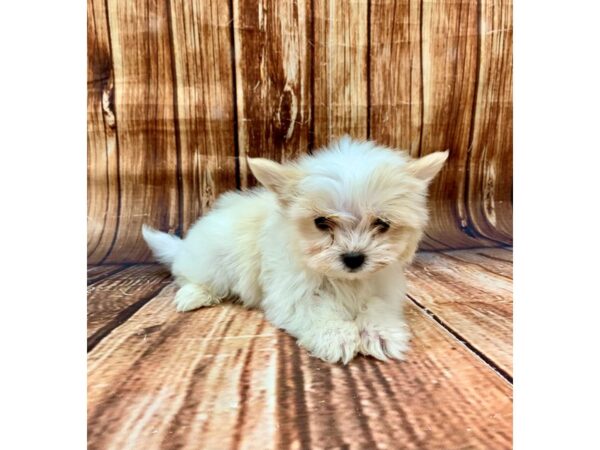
xmin=249 ymin=138 xmax=448 ymax=280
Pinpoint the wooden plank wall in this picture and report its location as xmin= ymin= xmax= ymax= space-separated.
xmin=88 ymin=0 xmax=513 ymax=263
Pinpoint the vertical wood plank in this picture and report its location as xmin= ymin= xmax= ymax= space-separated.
xmin=89 ymin=0 xmax=513 ymax=262
xmin=87 ymin=0 xmax=119 ymax=263
xmin=466 ymin=0 xmax=513 ymax=244
xmin=419 ymin=0 xmax=486 ymax=249
xmin=371 ymin=0 xmax=505 ymax=250
xmin=104 ymin=0 xmax=179 ymax=262
xmin=369 ymin=0 xmax=444 ymax=249
xmin=370 ymin=0 xmax=422 ymax=154
xmin=233 ymin=0 xmax=312 ymax=188
xmin=312 ymin=0 xmax=369 ymax=148
xmin=169 ymin=0 xmax=239 ymax=233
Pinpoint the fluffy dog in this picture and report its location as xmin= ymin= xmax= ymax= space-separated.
xmin=143 ymin=136 xmax=448 ymax=363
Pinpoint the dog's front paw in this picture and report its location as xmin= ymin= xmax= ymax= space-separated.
xmin=174 ymin=284 xmax=220 ymax=312
xmin=298 ymin=321 xmax=360 ymax=364
xmin=359 ymin=322 xmax=410 ymax=361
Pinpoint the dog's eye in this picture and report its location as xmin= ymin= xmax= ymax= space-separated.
xmin=373 ymin=218 xmax=390 ymax=233
xmin=314 ymin=217 xmax=331 ymax=231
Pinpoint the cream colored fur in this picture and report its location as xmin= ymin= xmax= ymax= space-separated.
xmin=143 ymin=136 xmax=448 ymax=364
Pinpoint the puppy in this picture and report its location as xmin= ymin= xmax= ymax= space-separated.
xmin=143 ymin=136 xmax=448 ymax=363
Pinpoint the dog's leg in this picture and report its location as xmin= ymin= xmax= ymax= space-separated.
xmin=174 ymin=283 xmax=222 ymax=312
xmin=265 ymin=291 xmax=361 ymax=364
xmin=356 ymin=295 xmax=411 ymax=361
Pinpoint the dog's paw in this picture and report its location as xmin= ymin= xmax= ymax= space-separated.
xmin=298 ymin=321 xmax=360 ymax=364
xmin=174 ymin=284 xmax=220 ymax=312
xmin=359 ymin=323 xmax=410 ymax=361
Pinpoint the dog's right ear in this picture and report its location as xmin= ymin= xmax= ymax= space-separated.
xmin=247 ymin=158 xmax=303 ymax=196
xmin=406 ymin=150 xmax=449 ymax=184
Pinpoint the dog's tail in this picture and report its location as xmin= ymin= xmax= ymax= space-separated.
xmin=142 ymin=225 xmax=182 ymax=266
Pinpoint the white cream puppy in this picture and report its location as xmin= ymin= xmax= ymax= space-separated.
xmin=143 ymin=136 xmax=448 ymax=364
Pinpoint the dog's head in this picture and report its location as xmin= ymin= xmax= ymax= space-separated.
xmin=248 ymin=136 xmax=448 ymax=280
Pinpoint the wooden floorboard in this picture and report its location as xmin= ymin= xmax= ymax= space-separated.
xmin=87 ymin=264 xmax=127 ymax=285
xmin=407 ymin=252 xmax=513 ymax=377
xmin=476 ymin=247 xmax=513 ymax=263
xmin=88 ymin=250 xmax=513 ymax=449
xmin=87 ymin=265 xmax=172 ymax=350
xmin=441 ymin=248 xmax=513 ymax=279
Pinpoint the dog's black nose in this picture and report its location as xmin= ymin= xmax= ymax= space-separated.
xmin=342 ymin=252 xmax=366 ymax=270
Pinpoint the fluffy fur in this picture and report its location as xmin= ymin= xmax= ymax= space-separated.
xmin=143 ymin=136 xmax=448 ymax=364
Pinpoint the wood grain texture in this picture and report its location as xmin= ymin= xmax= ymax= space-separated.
xmin=417 ymin=0 xmax=497 ymax=250
xmin=369 ymin=0 xmax=445 ymax=249
xmin=103 ymin=0 xmax=179 ymax=262
xmin=370 ymin=0 xmax=422 ymax=154
xmin=443 ymin=247 xmax=513 ymax=279
xmin=369 ymin=0 xmax=512 ymax=249
xmin=169 ymin=0 xmax=238 ymax=233
xmin=87 ymin=264 xmax=127 ymax=286
xmin=87 ymin=265 xmax=172 ymax=350
xmin=407 ymin=252 xmax=513 ymax=376
xmin=477 ymin=246 xmax=513 ymax=262
xmin=369 ymin=0 xmax=510 ymax=251
xmin=312 ymin=0 xmax=369 ymax=148
xmin=87 ymin=0 xmax=513 ymax=262
xmin=87 ymin=0 xmax=119 ymax=263
xmin=233 ymin=0 xmax=312 ymax=188
xmin=88 ymin=277 xmax=512 ymax=449
xmin=466 ymin=0 xmax=513 ymax=244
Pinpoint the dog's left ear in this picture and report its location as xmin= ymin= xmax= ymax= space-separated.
xmin=247 ymin=157 xmax=304 ymax=196
xmin=406 ymin=150 xmax=449 ymax=183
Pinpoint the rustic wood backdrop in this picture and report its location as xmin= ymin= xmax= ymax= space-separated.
xmin=88 ymin=0 xmax=512 ymax=264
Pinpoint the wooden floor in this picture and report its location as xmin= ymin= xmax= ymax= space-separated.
xmin=88 ymin=248 xmax=513 ymax=450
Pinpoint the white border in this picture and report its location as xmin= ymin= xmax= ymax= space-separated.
xmin=0 ymin=1 xmax=86 ymax=448
xmin=1 ymin=0 xmax=599 ymax=448
xmin=516 ymin=1 xmax=600 ymax=448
